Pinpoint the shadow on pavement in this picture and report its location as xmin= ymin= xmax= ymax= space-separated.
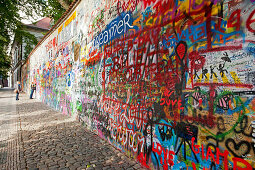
xmin=18 ymin=119 xmax=143 ymax=169
xmin=0 ymin=90 xmax=147 ymax=170
xmin=0 ymin=96 xmax=15 ymax=99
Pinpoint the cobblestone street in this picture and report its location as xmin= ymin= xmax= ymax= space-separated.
xmin=0 ymin=88 xmax=146 ymax=170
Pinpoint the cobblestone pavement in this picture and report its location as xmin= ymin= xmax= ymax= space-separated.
xmin=0 ymin=88 xmax=19 ymax=170
xmin=0 ymin=88 xmax=147 ymax=170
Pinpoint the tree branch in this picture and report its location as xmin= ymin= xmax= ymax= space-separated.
xmin=57 ymin=0 xmax=70 ymax=10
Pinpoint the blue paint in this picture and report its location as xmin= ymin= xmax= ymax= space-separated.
xmin=211 ymin=30 xmax=245 ymax=45
xmin=227 ymin=97 xmax=253 ymax=115
xmin=163 ymin=35 xmax=178 ymax=49
xmin=142 ymin=7 xmax=153 ymax=20
xmin=176 ymin=22 xmax=207 ymax=42
xmin=93 ymin=12 xmax=138 ymax=47
xmin=245 ymin=43 xmax=255 ymax=57
xmin=155 ymin=120 xmax=176 ymax=147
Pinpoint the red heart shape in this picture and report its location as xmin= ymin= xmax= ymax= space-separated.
xmin=176 ymin=42 xmax=187 ymax=60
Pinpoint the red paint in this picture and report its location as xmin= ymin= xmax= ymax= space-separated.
xmin=216 ymin=148 xmax=228 ymax=170
xmin=175 ymin=41 xmax=187 ymax=60
xmin=233 ymin=157 xmax=253 ymax=170
xmin=85 ymin=52 xmax=102 ymax=66
xmin=192 ymin=162 xmax=197 ymax=169
xmin=160 ymin=89 xmax=184 ymax=110
xmin=199 ymin=98 xmax=202 ymax=105
xmin=194 ymin=82 xmax=253 ymax=89
xmin=246 ymin=8 xmax=255 ymax=33
xmin=141 ymin=0 xmax=157 ymax=9
xmin=152 ymin=142 xmax=175 ymax=168
xmin=192 ymin=137 xmax=252 ymax=169
xmin=121 ymin=0 xmax=138 ymax=13
xmin=206 ymin=147 xmax=215 ymax=162
xmin=227 ymin=9 xmax=241 ymax=31
xmin=192 ymin=137 xmax=229 ymax=166
xmin=137 ymin=153 xmax=150 ymax=169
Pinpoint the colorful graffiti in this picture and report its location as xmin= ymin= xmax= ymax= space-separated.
xmin=22 ymin=0 xmax=255 ymax=169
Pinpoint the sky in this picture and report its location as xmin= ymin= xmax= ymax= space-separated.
xmin=18 ymin=9 xmax=43 ymax=24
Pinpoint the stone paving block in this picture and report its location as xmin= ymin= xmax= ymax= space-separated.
xmin=59 ymin=164 xmax=69 ymax=169
xmin=0 ymin=89 xmax=145 ymax=170
xmin=48 ymin=161 xmax=58 ymax=167
xmin=77 ymin=167 xmax=86 ymax=170
xmin=38 ymin=165 xmax=48 ymax=169
xmin=126 ymin=168 xmax=135 ymax=170
xmin=49 ymin=165 xmax=60 ymax=170
xmin=102 ymin=166 xmax=111 ymax=170
xmin=133 ymin=164 xmax=142 ymax=169
xmin=94 ymin=165 xmax=104 ymax=170
xmin=27 ymin=164 xmax=38 ymax=169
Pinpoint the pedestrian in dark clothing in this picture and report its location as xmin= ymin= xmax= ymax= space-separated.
xmin=30 ymin=83 xmax=36 ymax=99
xmin=16 ymin=81 xmax=21 ymax=100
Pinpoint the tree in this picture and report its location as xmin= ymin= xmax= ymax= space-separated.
xmin=19 ymin=0 xmax=74 ymax=24
xmin=0 ymin=0 xmax=20 ymax=78
xmin=43 ymin=0 xmax=74 ymax=22
xmin=0 ymin=0 xmax=73 ymax=78
xmin=57 ymin=0 xmax=72 ymax=10
xmin=14 ymin=24 xmax=39 ymax=59
xmin=0 ymin=53 xmax=11 ymax=79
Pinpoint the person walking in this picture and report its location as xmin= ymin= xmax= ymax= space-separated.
xmin=16 ymin=81 xmax=21 ymax=100
xmin=30 ymin=83 xmax=36 ymax=99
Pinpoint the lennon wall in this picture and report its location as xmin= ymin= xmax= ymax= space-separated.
xmin=22 ymin=0 xmax=255 ymax=169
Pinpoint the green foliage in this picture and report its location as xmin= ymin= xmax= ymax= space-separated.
xmin=0 ymin=52 xmax=11 ymax=79
xmin=14 ymin=25 xmax=38 ymax=59
xmin=43 ymin=0 xmax=67 ymax=23
xmin=0 ymin=0 xmax=73 ymax=78
xmin=0 ymin=0 xmax=20 ymax=78
xmin=20 ymin=0 xmax=74 ymax=24
xmin=47 ymin=0 xmax=74 ymax=23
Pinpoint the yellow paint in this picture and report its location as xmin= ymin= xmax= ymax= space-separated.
xmin=226 ymin=27 xmax=235 ymax=34
xmin=179 ymin=0 xmax=205 ymax=13
xmin=212 ymin=73 xmax=218 ymax=83
xmin=145 ymin=16 xmax=153 ymax=26
xmin=196 ymin=73 xmax=203 ymax=83
xmin=153 ymin=15 xmax=162 ymax=25
xmin=80 ymin=45 xmax=89 ymax=62
xmin=221 ymin=73 xmax=229 ymax=84
xmin=46 ymin=62 xmax=49 ymax=68
xmin=230 ymin=71 xmax=241 ymax=84
xmin=179 ymin=0 xmax=190 ymax=13
xmin=130 ymin=14 xmax=142 ymax=32
xmin=58 ymin=24 xmax=63 ymax=34
xmin=211 ymin=5 xmax=219 ymax=16
xmin=162 ymin=54 xmax=168 ymax=60
xmin=187 ymin=77 xmax=192 ymax=85
xmin=204 ymin=73 xmax=210 ymax=83
xmin=65 ymin=11 xmax=77 ymax=27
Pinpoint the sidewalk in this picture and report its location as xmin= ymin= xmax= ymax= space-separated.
xmin=0 ymin=88 xmax=19 ymax=170
xmin=0 ymin=88 xmax=146 ymax=170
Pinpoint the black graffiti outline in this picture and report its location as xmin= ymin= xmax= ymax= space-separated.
xmin=225 ymin=138 xmax=251 ymax=158
xmin=234 ymin=115 xmax=253 ymax=137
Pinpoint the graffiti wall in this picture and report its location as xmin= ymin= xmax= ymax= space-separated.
xmin=23 ymin=0 xmax=255 ymax=169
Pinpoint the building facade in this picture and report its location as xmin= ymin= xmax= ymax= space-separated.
xmin=10 ymin=17 xmax=51 ymax=88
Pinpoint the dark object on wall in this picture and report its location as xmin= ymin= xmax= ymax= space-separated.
xmin=174 ymin=122 xmax=199 ymax=162
xmin=175 ymin=122 xmax=198 ymax=141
